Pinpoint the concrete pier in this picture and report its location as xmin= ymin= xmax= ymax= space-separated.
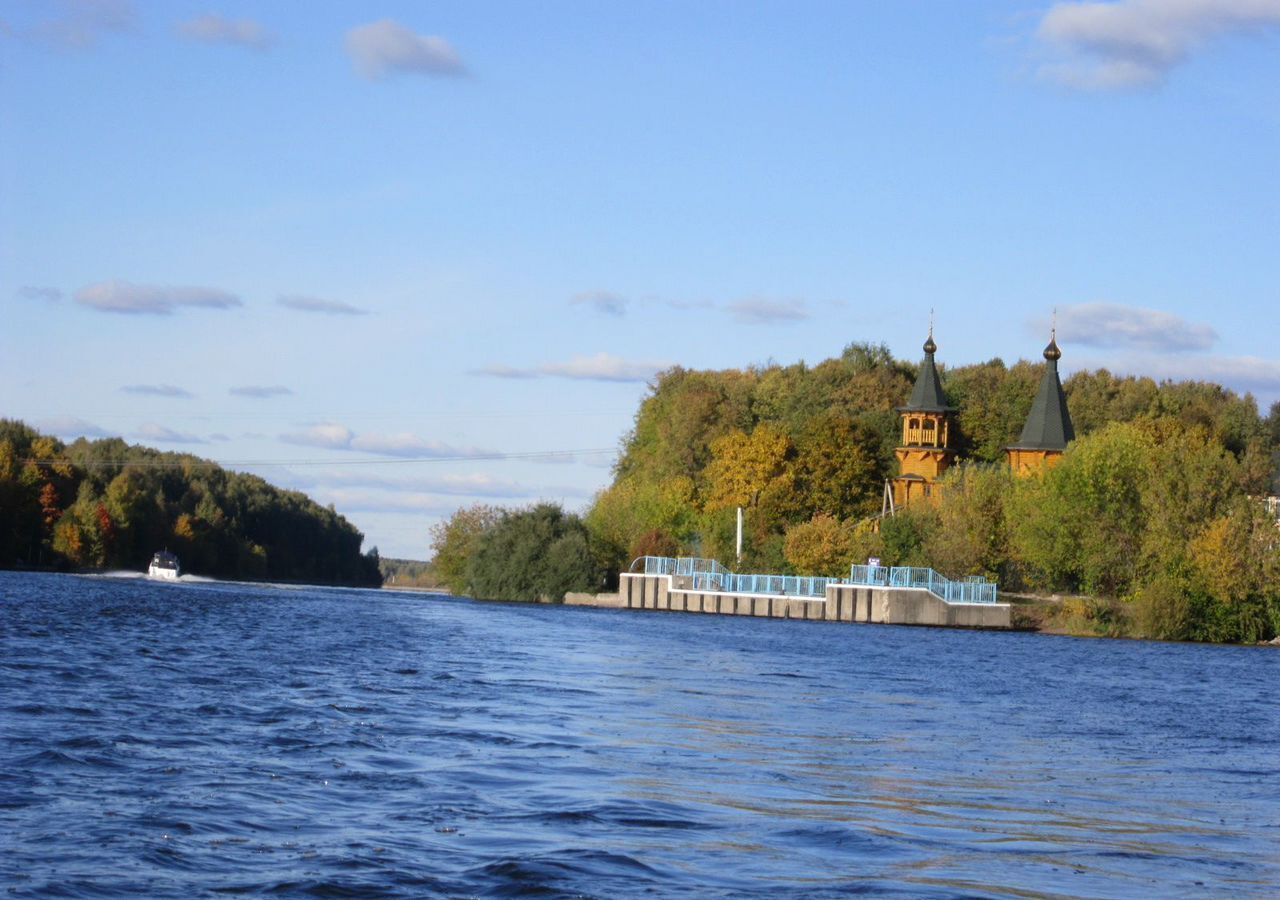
xmin=613 ymin=572 xmax=1011 ymax=629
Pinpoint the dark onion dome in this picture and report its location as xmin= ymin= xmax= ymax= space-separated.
xmin=898 ymin=330 xmax=953 ymax=412
xmin=1008 ymin=332 xmax=1074 ymax=451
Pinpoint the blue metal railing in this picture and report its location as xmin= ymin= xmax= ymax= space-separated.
xmin=633 ymin=556 xmax=730 ymax=578
xmin=632 ymin=556 xmax=998 ymax=604
xmin=690 ymin=572 xmax=833 ymax=598
xmin=634 ymin=556 xmax=827 ymax=597
xmin=848 ymin=564 xmax=998 ymax=604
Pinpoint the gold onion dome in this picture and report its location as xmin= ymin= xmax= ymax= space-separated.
xmin=1044 ymin=336 xmax=1062 ymax=362
xmin=923 ymin=334 xmax=937 ymax=355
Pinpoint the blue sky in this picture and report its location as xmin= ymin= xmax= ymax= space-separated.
xmin=3 ymin=0 xmax=1279 ymax=559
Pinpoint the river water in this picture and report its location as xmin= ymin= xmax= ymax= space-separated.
xmin=2 ymin=572 xmax=1277 ymax=897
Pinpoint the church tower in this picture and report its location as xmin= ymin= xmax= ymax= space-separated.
xmin=892 ymin=330 xmax=956 ymax=508
xmin=1007 ymin=331 xmax=1075 ymax=474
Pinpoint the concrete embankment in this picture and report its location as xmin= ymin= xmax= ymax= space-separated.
xmin=576 ymin=573 xmax=1011 ymax=629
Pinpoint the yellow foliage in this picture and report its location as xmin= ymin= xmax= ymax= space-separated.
xmin=174 ymin=513 xmax=198 ymax=541
xmin=704 ymin=425 xmax=793 ymax=511
xmin=783 ymin=514 xmax=854 ymax=576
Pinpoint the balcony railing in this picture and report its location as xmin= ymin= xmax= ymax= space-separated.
xmin=848 ymin=564 xmax=998 ymax=604
xmin=631 ymin=556 xmax=998 ymax=603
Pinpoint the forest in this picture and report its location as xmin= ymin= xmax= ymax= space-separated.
xmin=0 ymin=420 xmax=382 ymax=587
xmin=432 ymin=342 xmax=1280 ymax=643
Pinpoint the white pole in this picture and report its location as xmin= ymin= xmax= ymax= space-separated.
xmin=736 ymin=506 xmax=743 ymax=563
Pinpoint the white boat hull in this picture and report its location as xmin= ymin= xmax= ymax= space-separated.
xmin=148 ymin=564 xmax=179 ymax=580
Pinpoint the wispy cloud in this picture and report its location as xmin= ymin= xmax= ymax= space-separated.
xmin=230 ymin=385 xmax=293 ymax=399
xmin=279 ymin=423 xmax=355 ymax=450
xmin=571 ymin=290 xmax=629 ymax=317
xmin=277 ymin=294 xmax=369 ymax=316
xmin=726 ymin=298 xmax=809 ymax=324
xmin=540 ymin=353 xmax=668 ymax=382
xmin=473 ymin=353 xmax=670 ymax=383
xmin=351 ymin=433 xmax=490 ymax=459
xmin=1036 ymin=0 xmax=1280 ymax=90
xmin=278 ymin=423 xmax=494 ymax=458
xmin=287 ymin=470 xmax=548 ymax=498
xmin=178 ymin=14 xmax=274 ymax=50
xmin=477 ymin=365 xmax=539 ymax=380
xmin=1126 ymin=353 xmax=1280 ymax=391
xmin=137 ymin=423 xmax=205 ymax=444
xmin=120 ymin=384 xmax=195 ymax=398
xmin=292 ymin=475 xmax=590 ymax=515
xmin=31 ymin=0 xmax=134 ymax=49
xmin=36 ymin=416 xmax=113 ymax=440
xmin=19 ymin=285 xmax=62 ymax=302
xmin=75 ymin=280 xmax=242 ymax=315
xmin=344 ymin=19 xmax=466 ymax=80
xmin=1053 ymin=302 xmax=1217 ymax=352
xmin=1093 ymin=354 xmax=1280 ymax=396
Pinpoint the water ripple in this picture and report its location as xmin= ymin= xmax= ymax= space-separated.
xmin=2 ymin=571 xmax=1278 ymax=897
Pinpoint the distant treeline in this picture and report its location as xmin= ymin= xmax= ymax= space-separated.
xmin=0 ymin=420 xmax=382 ymax=587
xmin=379 ymin=557 xmax=443 ymax=590
xmin=431 ymin=343 xmax=1280 ymax=642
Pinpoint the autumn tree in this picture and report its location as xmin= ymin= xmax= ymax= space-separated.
xmin=784 ymin=514 xmax=855 ymax=576
xmin=429 ymin=504 xmax=503 ymax=594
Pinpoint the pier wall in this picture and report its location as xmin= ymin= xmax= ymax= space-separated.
xmin=614 ymin=573 xmax=1011 ymax=629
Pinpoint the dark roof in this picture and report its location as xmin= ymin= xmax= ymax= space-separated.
xmin=898 ymin=333 xmax=953 ymax=412
xmin=1008 ymin=337 xmax=1075 ymax=451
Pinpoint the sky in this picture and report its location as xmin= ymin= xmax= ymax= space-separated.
xmin=2 ymin=0 xmax=1279 ymax=559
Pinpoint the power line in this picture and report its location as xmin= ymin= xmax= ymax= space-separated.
xmin=19 ymin=448 xmax=617 ymax=470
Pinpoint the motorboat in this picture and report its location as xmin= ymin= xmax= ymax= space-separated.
xmin=147 ymin=550 xmax=181 ymax=580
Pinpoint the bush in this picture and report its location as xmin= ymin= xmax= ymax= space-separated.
xmin=465 ymin=503 xmax=603 ymax=602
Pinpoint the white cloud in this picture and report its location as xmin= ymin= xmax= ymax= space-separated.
xmin=36 ymin=416 xmax=113 ymax=439
xmin=19 ymin=285 xmax=62 ymax=302
xmin=539 ymin=353 xmax=668 ymax=382
xmin=75 ymin=280 xmax=242 ymax=315
xmin=1107 ymin=354 xmax=1280 ymax=394
xmin=726 ymin=298 xmax=809 ymax=324
xmin=279 ymin=423 xmax=355 ymax=450
xmin=473 ymin=365 xmax=538 ymax=380
xmin=1037 ymin=0 xmax=1280 ymax=89
xmin=1053 ymin=302 xmax=1217 ymax=352
xmin=344 ymin=19 xmax=466 ymax=80
xmin=278 ymin=424 xmax=495 ymax=458
xmin=350 ymin=433 xmax=488 ymax=459
xmin=277 ymin=294 xmax=368 ymax=316
xmin=120 ymin=383 xmax=194 ymax=398
xmin=313 ymin=490 xmax=466 ymax=514
xmin=571 ymin=290 xmax=629 ymax=317
xmin=285 ymin=470 xmax=545 ymax=498
xmin=475 ymin=353 xmax=670 ymax=383
xmin=137 ymin=423 xmax=205 ymax=444
xmin=178 ymin=14 xmax=273 ymax=50
xmin=230 ymin=385 xmax=293 ymax=399
xmin=33 ymin=0 xmax=134 ymax=49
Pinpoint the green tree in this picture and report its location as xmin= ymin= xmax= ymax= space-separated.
xmin=429 ymin=504 xmax=502 ymax=594
xmin=924 ymin=462 xmax=1012 ymax=579
xmin=466 ymin=503 xmax=602 ymax=602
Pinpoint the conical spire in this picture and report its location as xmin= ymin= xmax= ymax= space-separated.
xmin=1010 ymin=328 xmax=1074 ymax=451
xmin=900 ymin=326 xmax=951 ymax=412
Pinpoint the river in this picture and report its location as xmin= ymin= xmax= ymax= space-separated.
xmin=2 ymin=571 xmax=1277 ymax=897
